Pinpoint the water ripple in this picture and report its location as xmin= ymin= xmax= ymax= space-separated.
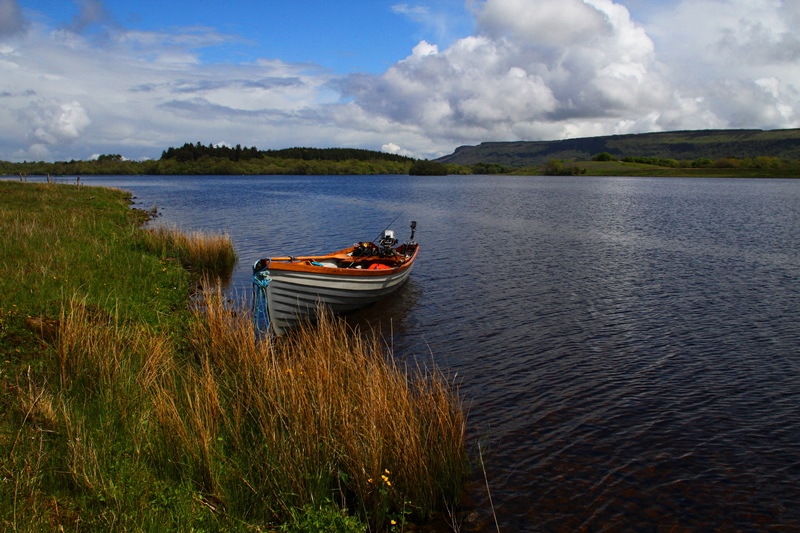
xmin=74 ymin=174 xmax=800 ymax=531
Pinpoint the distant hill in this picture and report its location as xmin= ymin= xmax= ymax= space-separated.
xmin=436 ymin=129 xmax=800 ymax=167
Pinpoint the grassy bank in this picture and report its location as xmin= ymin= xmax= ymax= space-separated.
xmin=0 ymin=181 xmax=468 ymax=531
xmin=491 ymin=159 xmax=800 ymax=177
xmin=559 ymin=159 xmax=800 ymax=177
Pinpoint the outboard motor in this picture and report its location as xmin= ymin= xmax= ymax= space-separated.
xmin=379 ymin=229 xmax=398 ymax=255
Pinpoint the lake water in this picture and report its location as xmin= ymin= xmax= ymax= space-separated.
xmin=72 ymin=175 xmax=800 ymax=530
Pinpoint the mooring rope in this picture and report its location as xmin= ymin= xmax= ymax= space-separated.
xmin=252 ymin=260 xmax=271 ymax=338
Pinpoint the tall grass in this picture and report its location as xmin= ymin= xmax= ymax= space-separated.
xmin=1 ymin=181 xmax=469 ymax=531
xmin=139 ymin=224 xmax=237 ymax=273
xmin=152 ymin=286 xmax=469 ymax=528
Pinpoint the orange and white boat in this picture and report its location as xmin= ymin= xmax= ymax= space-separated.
xmin=253 ymin=222 xmax=418 ymax=335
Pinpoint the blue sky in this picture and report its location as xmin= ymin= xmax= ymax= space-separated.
xmin=1 ymin=0 xmax=799 ymax=162
xmin=18 ymin=0 xmax=475 ymax=73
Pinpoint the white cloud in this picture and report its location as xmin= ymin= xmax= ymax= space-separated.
xmin=340 ymin=0 xmax=800 ymax=152
xmin=341 ymin=0 xmax=669 ymax=147
xmin=477 ymin=0 xmax=610 ymax=46
xmin=391 ymin=4 xmax=429 ymax=16
xmin=1 ymin=0 xmax=800 ymax=162
xmin=0 ymin=16 xmax=343 ymax=160
xmin=639 ymin=0 xmax=800 ymax=128
xmin=22 ymin=99 xmax=91 ymax=145
xmin=381 ymin=142 xmax=417 ymax=158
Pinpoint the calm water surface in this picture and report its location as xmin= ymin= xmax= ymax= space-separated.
xmin=77 ymin=174 xmax=800 ymax=531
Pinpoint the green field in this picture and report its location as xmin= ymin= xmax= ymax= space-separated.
xmin=539 ymin=159 xmax=800 ymax=178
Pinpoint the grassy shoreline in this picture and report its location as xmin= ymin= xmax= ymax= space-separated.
xmin=0 ymin=181 xmax=469 ymax=531
xmin=540 ymin=159 xmax=800 ymax=178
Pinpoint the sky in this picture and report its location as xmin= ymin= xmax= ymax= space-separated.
xmin=1 ymin=0 xmax=799 ymax=162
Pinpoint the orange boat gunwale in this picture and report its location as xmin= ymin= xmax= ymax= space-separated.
xmin=254 ymin=243 xmax=419 ymax=277
xmin=252 ymin=224 xmax=419 ymax=335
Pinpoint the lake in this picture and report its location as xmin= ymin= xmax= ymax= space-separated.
xmin=72 ymin=174 xmax=800 ymax=530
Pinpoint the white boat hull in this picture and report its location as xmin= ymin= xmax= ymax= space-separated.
xmin=266 ymin=264 xmax=414 ymax=334
xmin=253 ymin=228 xmax=419 ymax=335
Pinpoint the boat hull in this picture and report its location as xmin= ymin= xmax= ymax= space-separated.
xmin=267 ymin=265 xmax=413 ymax=334
xmin=255 ymin=243 xmax=419 ymax=335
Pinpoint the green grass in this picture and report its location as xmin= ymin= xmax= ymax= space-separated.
xmin=507 ymin=160 xmax=800 ymax=177
xmin=0 ymin=181 xmax=468 ymax=532
xmin=575 ymin=160 xmax=800 ymax=177
xmin=0 ymin=182 xmax=190 ymax=326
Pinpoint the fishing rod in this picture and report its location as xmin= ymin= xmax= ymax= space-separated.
xmin=372 ymin=212 xmax=404 ymax=243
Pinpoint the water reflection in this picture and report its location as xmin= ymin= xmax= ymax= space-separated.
xmin=337 ymin=279 xmax=423 ymax=355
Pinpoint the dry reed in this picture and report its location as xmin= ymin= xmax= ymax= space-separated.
xmin=156 ymin=285 xmax=471 ymax=528
xmin=140 ymin=225 xmax=237 ymax=273
xmin=7 ymin=288 xmax=468 ymax=530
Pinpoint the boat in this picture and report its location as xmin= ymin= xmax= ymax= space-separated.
xmin=252 ymin=221 xmax=419 ymax=335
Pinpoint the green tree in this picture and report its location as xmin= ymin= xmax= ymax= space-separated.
xmin=592 ymin=152 xmax=616 ymax=162
xmin=409 ymin=160 xmax=448 ymax=176
xmin=471 ymin=162 xmax=511 ymax=174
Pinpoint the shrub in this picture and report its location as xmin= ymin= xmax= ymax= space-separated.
xmin=544 ymin=159 xmax=586 ymax=176
xmin=592 ymin=152 xmax=616 ymax=161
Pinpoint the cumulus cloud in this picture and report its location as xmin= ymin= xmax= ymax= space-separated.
xmin=337 ymin=0 xmax=800 ymax=155
xmin=381 ymin=142 xmax=416 ymax=157
xmin=341 ymin=0 xmax=670 ymax=150
xmin=716 ymin=19 xmax=800 ymax=64
xmin=1 ymin=0 xmax=800 ymax=161
xmin=640 ymin=0 xmax=800 ymax=129
xmin=22 ymin=99 xmax=91 ymax=145
xmin=477 ymin=0 xmax=610 ymax=46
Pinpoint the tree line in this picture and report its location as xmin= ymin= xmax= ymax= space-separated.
xmin=591 ymin=151 xmax=791 ymax=170
xmin=161 ymin=142 xmax=414 ymax=164
xmin=0 ymin=143 xmax=419 ymax=176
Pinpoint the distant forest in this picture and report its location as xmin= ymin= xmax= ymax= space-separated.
xmin=1 ymin=143 xmax=418 ymax=176
xmin=160 ymin=142 xmax=414 ymax=164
